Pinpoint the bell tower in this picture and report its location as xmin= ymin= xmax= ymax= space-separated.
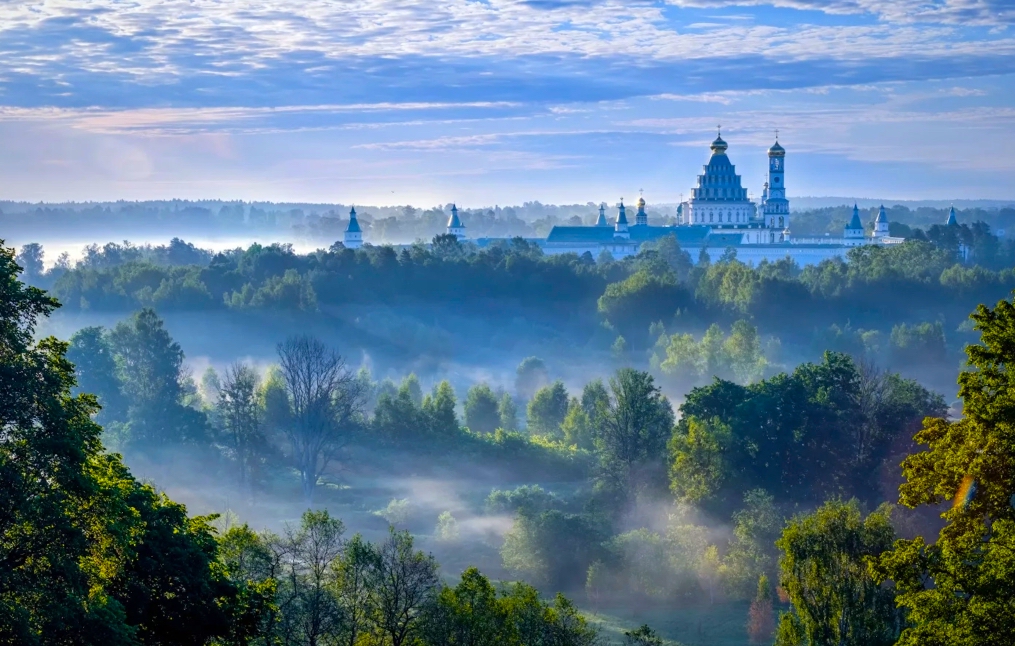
xmin=762 ymin=134 xmax=789 ymax=234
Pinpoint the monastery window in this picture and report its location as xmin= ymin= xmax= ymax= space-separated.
xmin=779 ymin=216 xmax=784 ymax=228
xmin=710 ymin=213 xmax=714 ymax=223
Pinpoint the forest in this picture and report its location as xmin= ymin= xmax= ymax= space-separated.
xmin=3 ymin=208 xmax=1015 ymax=646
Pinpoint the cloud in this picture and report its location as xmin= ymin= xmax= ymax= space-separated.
xmin=665 ymin=0 xmax=1015 ymax=25
xmin=0 ymin=1 xmax=1013 ymax=112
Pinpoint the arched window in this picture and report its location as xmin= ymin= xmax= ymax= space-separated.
xmin=779 ymin=216 xmax=784 ymax=228
xmin=710 ymin=213 xmax=714 ymax=223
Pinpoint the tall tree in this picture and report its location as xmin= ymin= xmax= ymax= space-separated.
xmin=498 ymin=393 xmax=518 ymax=432
xmin=874 ymin=294 xmax=1015 ymax=645
xmin=526 ymin=381 xmax=569 ymax=437
xmin=277 ymin=335 xmax=365 ymax=502
xmin=219 ymin=362 xmax=264 ymax=494
xmin=109 ymin=308 xmax=207 ymax=449
xmin=15 ymin=243 xmax=44 ymax=283
xmin=422 ymin=381 xmax=458 ymax=435
xmin=595 ymin=369 xmax=674 ymax=497
xmin=465 ymin=383 xmax=501 ymax=434
xmin=369 ymin=529 xmax=440 ymax=646
xmin=67 ymin=326 xmax=126 ymax=427
xmin=775 ymin=499 xmax=900 ymax=646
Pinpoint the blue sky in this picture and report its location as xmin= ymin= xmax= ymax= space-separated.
xmin=0 ymin=0 xmax=1013 ymax=206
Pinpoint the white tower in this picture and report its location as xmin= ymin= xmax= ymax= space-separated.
xmin=447 ymin=204 xmax=466 ymax=240
xmin=873 ymin=204 xmax=890 ymax=239
xmin=614 ymin=200 xmax=630 ymax=239
xmin=596 ymin=203 xmax=609 ymax=226
xmin=762 ymin=137 xmax=789 ymax=233
xmin=344 ymin=207 xmax=363 ymax=249
xmin=844 ymin=204 xmax=865 ymax=246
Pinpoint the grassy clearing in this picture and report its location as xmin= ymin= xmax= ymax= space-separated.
xmin=583 ymin=601 xmax=753 ymax=646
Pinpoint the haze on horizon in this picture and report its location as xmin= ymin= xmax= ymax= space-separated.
xmin=0 ymin=1 xmax=1013 ymax=205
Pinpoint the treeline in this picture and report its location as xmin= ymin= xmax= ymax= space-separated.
xmin=20 ymin=232 xmax=1015 ymax=353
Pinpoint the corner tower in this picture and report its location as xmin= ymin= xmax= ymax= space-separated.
xmin=447 ymin=204 xmax=466 ymax=240
xmin=344 ymin=207 xmax=363 ymax=249
xmin=844 ymin=204 xmax=864 ymax=246
xmin=762 ymin=137 xmax=789 ymax=232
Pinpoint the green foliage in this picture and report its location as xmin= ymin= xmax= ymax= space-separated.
xmin=485 ymin=485 xmax=561 ymax=516
xmin=527 ymin=381 xmax=570 ymax=437
xmin=498 ymin=392 xmax=518 ymax=431
xmin=889 ymin=321 xmax=947 ymax=367
xmin=0 ymin=241 xmax=237 ymax=645
xmin=873 ymin=294 xmax=1015 ymax=645
xmin=598 ymin=270 xmax=691 ymax=344
xmin=109 ymin=307 xmax=209 ymax=450
xmin=594 ymin=369 xmax=674 ymax=499
xmin=623 ymin=624 xmax=663 ymax=646
xmin=465 ymin=383 xmax=501 ymax=434
xmin=774 ymin=499 xmax=900 ymax=646
xmin=515 ymin=356 xmax=549 ymax=401
xmin=67 ymin=325 xmax=127 ymax=428
xmin=423 ymin=568 xmax=603 ymax=646
xmin=434 ymin=511 xmax=460 ymax=543
xmin=501 ymin=510 xmax=605 ymax=590
xmin=669 ymin=352 xmax=945 ymax=514
xmin=655 ymin=320 xmax=767 ymax=387
xmin=423 ymin=380 xmax=459 ymax=434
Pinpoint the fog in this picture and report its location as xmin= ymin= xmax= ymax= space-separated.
xmin=13 ymin=202 xmax=1006 ymax=644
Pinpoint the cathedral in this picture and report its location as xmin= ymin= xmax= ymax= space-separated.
xmin=345 ymin=131 xmax=932 ymax=266
xmin=537 ymin=131 xmax=906 ymax=265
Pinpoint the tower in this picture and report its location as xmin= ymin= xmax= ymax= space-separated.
xmin=344 ymin=207 xmax=363 ymax=249
xmin=596 ymin=203 xmax=609 ymax=226
xmin=635 ymin=196 xmax=648 ymax=226
xmin=873 ymin=205 xmax=890 ymax=239
xmin=947 ymin=205 xmax=959 ymax=226
xmin=844 ymin=203 xmax=865 ymax=245
xmin=762 ymin=137 xmax=789 ymax=232
xmin=614 ymin=200 xmax=629 ymax=239
xmin=447 ymin=204 xmax=466 ymax=240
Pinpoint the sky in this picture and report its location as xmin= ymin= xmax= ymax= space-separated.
xmin=0 ymin=1 xmax=1013 ymax=207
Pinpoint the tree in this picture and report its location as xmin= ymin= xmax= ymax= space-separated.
xmin=526 ymin=381 xmax=569 ymax=437
xmin=423 ymin=380 xmax=458 ymax=435
xmin=421 ymin=567 xmax=508 ymax=646
xmin=369 ymin=529 xmax=441 ymax=646
xmin=465 ymin=383 xmax=501 ymax=434
xmin=498 ymin=393 xmax=518 ymax=431
xmin=515 ymin=356 xmax=549 ymax=401
xmin=109 ymin=308 xmax=208 ymax=449
xmin=560 ymin=399 xmax=594 ymax=450
xmin=276 ymin=335 xmax=365 ymax=502
xmin=0 ymin=241 xmax=238 ymax=645
xmin=775 ymin=499 xmax=900 ymax=646
xmin=270 ymin=510 xmax=346 ymax=646
xmin=722 ymin=489 xmax=782 ymax=599
xmin=624 ymin=624 xmax=663 ymax=646
xmin=332 ymin=534 xmax=380 ymax=646
xmin=15 ymin=242 xmax=44 ymax=282
xmin=873 ymin=294 xmax=1015 ymax=646
xmin=595 ymin=369 xmax=674 ymax=497
xmin=67 ymin=326 xmax=127 ymax=427
xmin=747 ymin=575 xmax=776 ymax=645
xmin=219 ymin=362 xmax=264 ymax=494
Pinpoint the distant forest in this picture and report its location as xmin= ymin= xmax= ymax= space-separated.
xmin=3 ymin=199 xmax=1012 ymax=244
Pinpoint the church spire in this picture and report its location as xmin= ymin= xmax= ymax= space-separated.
xmin=596 ymin=203 xmax=608 ymax=226
xmin=947 ymin=205 xmax=958 ymax=226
